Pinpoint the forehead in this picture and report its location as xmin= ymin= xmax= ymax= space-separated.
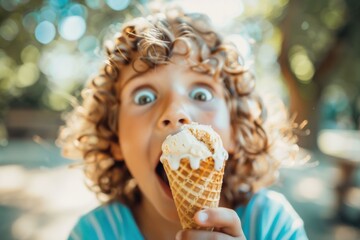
xmin=117 ymin=55 xmax=213 ymax=89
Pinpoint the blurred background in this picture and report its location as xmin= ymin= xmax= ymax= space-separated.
xmin=0 ymin=0 xmax=360 ymax=239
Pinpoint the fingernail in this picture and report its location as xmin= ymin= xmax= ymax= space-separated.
xmin=197 ymin=211 xmax=208 ymax=223
xmin=175 ymin=231 xmax=182 ymax=240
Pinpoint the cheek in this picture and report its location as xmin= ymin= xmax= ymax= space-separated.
xmin=118 ymin=107 xmax=142 ymax=156
xmin=118 ymin=105 xmax=155 ymax=163
xmin=196 ymin=101 xmax=233 ymax=151
xmin=213 ymin=105 xmax=233 ymax=151
xmin=118 ymin=114 xmax=147 ymax=177
xmin=213 ymin=105 xmax=231 ymax=129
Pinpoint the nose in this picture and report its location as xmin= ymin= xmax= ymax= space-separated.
xmin=158 ymin=101 xmax=191 ymax=129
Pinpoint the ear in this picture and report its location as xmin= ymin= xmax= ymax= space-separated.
xmin=110 ymin=141 xmax=124 ymax=161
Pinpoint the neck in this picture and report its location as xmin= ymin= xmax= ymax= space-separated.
xmin=133 ymin=197 xmax=181 ymax=240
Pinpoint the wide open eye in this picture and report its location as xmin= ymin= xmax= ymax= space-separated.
xmin=133 ymin=89 xmax=157 ymax=105
xmin=189 ymin=87 xmax=213 ymax=102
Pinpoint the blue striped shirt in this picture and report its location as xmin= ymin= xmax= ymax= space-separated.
xmin=68 ymin=189 xmax=308 ymax=240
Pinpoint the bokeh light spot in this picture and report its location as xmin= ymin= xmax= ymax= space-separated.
xmin=35 ymin=21 xmax=56 ymax=44
xmin=43 ymin=91 xmax=69 ymax=111
xmin=59 ymin=16 xmax=86 ymax=41
xmin=268 ymin=27 xmax=282 ymax=55
xmin=289 ymin=45 xmax=314 ymax=83
xmin=85 ymin=0 xmax=103 ymax=9
xmin=1 ymin=0 xmax=16 ymax=11
xmin=301 ymin=21 xmax=309 ymax=30
xmin=323 ymin=10 xmax=343 ymax=30
xmin=78 ymin=35 xmax=98 ymax=53
xmin=322 ymin=84 xmax=347 ymax=105
xmin=320 ymin=2 xmax=346 ymax=30
xmin=40 ymin=6 xmax=57 ymax=23
xmin=0 ymin=165 xmax=26 ymax=192
xmin=258 ymin=44 xmax=277 ymax=66
xmin=68 ymin=3 xmax=87 ymax=17
xmin=278 ymin=0 xmax=289 ymax=7
xmin=39 ymin=43 xmax=93 ymax=89
xmin=22 ymin=12 xmax=38 ymax=33
xmin=105 ymin=0 xmax=130 ymax=11
xmin=345 ymin=187 xmax=360 ymax=209
xmin=16 ymin=63 xmax=40 ymax=88
xmin=21 ymin=45 xmax=40 ymax=63
xmin=0 ymin=61 xmax=13 ymax=90
xmin=49 ymin=0 xmax=69 ymax=8
xmin=0 ymin=18 xmax=19 ymax=41
xmin=0 ymin=64 xmax=11 ymax=79
xmin=295 ymin=177 xmax=324 ymax=200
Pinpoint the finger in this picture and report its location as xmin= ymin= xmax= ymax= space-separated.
xmin=176 ymin=229 xmax=234 ymax=240
xmin=193 ymin=208 xmax=244 ymax=237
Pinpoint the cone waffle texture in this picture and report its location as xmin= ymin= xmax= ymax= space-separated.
xmin=163 ymin=157 xmax=225 ymax=230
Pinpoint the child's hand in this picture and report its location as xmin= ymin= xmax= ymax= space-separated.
xmin=175 ymin=207 xmax=246 ymax=240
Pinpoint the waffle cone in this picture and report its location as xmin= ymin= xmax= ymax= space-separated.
xmin=163 ymin=157 xmax=225 ymax=230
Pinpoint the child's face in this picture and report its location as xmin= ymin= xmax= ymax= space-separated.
xmin=115 ymin=57 xmax=234 ymax=222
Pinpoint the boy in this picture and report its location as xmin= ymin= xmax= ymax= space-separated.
xmin=58 ymin=5 xmax=308 ymax=240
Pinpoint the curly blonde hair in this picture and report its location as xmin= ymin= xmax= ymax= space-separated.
xmin=57 ymin=6 xmax=300 ymax=208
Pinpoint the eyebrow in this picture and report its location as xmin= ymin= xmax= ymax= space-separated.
xmin=118 ymin=64 xmax=163 ymax=95
xmin=119 ymin=72 xmax=145 ymax=97
xmin=121 ymin=72 xmax=142 ymax=87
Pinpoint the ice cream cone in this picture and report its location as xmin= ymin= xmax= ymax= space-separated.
xmin=160 ymin=123 xmax=228 ymax=230
xmin=163 ymin=156 xmax=225 ymax=230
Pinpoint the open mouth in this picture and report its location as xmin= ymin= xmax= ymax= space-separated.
xmin=155 ymin=161 xmax=170 ymax=187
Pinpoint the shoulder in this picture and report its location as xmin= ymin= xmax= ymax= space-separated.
xmin=249 ymin=189 xmax=299 ymax=216
xmin=68 ymin=202 xmax=143 ymax=240
xmin=236 ymin=189 xmax=308 ymax=240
